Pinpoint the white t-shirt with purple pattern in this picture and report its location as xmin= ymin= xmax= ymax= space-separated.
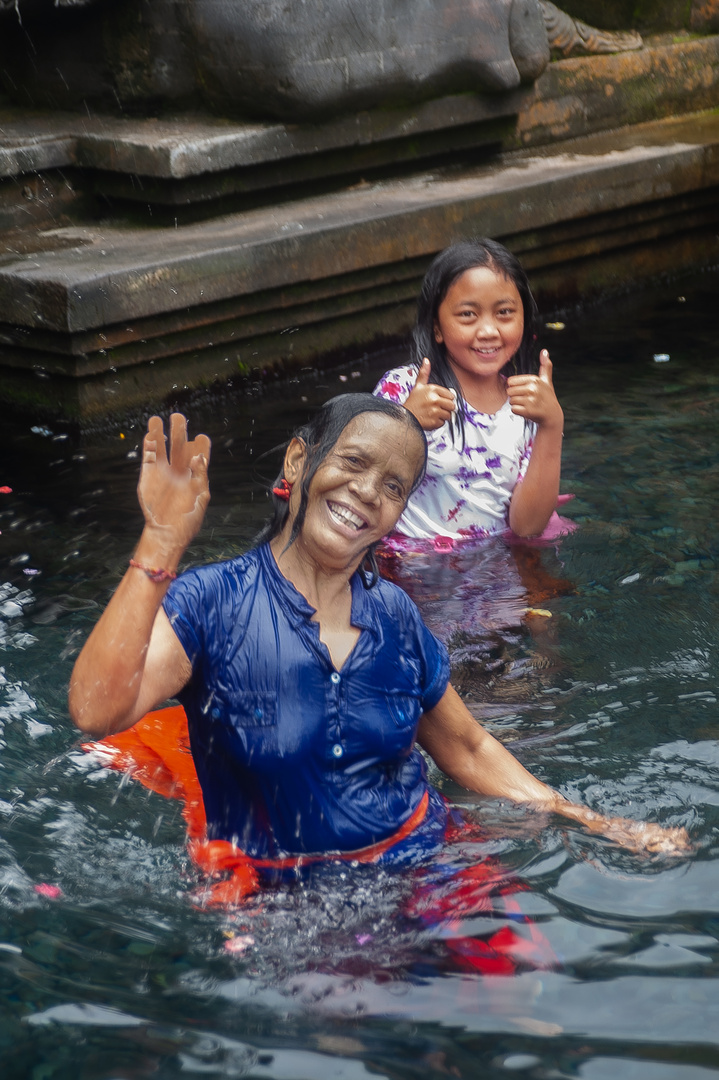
xmin=374 ymin=364 xmax=535 ymax=541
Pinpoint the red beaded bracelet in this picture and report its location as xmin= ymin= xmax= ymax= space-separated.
xmin=129 ymin=558 xmax=177 ymax=583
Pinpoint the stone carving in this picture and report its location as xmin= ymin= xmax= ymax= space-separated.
xmin=185 ymin=0 xmax=550 ymax=118
xmin=540 ymin=2 xmax=642 ymax=57
xmin=0 ymin=0 xmax=649 ymax=120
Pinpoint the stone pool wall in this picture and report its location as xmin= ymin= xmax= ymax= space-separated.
xmin=0 ymin=33 xmax=718 ymax=419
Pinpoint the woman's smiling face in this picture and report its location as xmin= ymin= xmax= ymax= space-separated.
xmin=288 ymin=412 xmax=425 ymax=570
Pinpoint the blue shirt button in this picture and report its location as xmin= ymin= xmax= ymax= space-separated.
xmin=211 ymin=707 xmax=221 ymax=720
xmin=332 ymin=744 xmax=343 ymax=758
xmin=330 ymin=672 xmax=341 ymax=685
xmin=254 ymin=707 xmax=263 ymax=721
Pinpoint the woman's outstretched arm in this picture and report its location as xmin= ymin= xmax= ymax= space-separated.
xmin=69 ymin=414 xmax=210 ymax=738
xmin=418 ymin=684 xmax=691 ymax=854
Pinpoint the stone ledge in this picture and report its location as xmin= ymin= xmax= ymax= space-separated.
xmin=1 ymin=111 xmax=717 ymax=335
xmin=0 ymin=92 xmax=527 ymax=183
xmin=3 ymin=198 xmax=717 ymax=421
xmin=1 ymin=36 xmax=717 ymax=191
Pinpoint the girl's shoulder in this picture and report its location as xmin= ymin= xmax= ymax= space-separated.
xmin=373 ymin=364 xmax=417 ymax=405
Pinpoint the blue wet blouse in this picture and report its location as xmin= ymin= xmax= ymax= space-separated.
xmin=162 ymin=543 xmax=450 ymax=859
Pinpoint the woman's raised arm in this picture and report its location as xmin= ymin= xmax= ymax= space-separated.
xmin=69 ymin=414 xmax=210 ymax=738
xmin=418 ymin=684 xmax=691 ymax=855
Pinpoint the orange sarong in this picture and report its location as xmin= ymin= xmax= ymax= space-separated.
xmin=84 ymin=705 xmax=428 ymax=906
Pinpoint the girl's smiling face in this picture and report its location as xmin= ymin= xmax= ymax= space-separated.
xmin=434 ymin=265 xmax=524 ymax=391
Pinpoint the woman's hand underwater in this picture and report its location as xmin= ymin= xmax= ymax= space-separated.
xmin=555 ymin=798 xmax=692 ymax=855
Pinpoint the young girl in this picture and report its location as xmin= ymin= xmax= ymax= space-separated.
xmin=374 ymin=239 xmax=566 ymax=543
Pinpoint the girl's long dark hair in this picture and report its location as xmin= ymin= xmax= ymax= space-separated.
xmin=255 ymin=393 xmax=427 ymax=587
xmin=412 ymin=238 xmax=539 ymax=447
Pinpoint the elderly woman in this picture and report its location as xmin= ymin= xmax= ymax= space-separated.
xmin=69 ymin=395 xmax=687 ymax=866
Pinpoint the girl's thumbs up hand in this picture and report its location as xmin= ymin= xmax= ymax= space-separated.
xmin=506 ymin=349 xmax=563 ymax=431
xmin=539 ymin=348 xmax=554 ymax=384
xmin=404 ymin=358 xmax=457 ymax=431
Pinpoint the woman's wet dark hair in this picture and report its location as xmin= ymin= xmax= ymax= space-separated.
xmin=255 ymin=393 xmax=428 ymax=587
xmin=413 ymin=238 xmax=538 ymax=447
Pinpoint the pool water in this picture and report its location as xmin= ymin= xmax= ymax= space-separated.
xmin=0 ymin=270 xmax=718 ymax=1079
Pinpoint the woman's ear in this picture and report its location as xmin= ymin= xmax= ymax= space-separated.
xmin=282 ymin=437 xmax=306 ymax=485
xmin=433 ymin=321 xmax=443 ymax=345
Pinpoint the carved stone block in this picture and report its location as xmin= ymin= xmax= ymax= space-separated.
xmin=0 ymin=0 xmax=549 ymax=119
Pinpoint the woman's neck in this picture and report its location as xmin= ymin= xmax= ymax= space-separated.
xmin=269 ymin=534 xmax=357 ymax=612
xmin=269 ymin=535 xmax=361 ymax=670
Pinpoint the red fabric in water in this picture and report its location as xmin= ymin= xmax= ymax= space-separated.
xmin=84 ymin=706 xmax=556 ymax=972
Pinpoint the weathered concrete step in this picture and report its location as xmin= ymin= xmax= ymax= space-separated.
xmin=1 ymin=108 xmax=718 ymax=418
xmin=1 ymin=33 xmax=717 ymax=208
xmin=1 ymin=110 xmax=718 ymax=335
xmin=0 ymin=93 xmax=523 ymax=184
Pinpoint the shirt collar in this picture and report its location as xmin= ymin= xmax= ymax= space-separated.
xmin=348 ymin=569 xmax=379 ymax=636
xmin=259 ymin=542 xmax=379 ymax=639
xmin=259 ymin=542 xmax=315 ymax=620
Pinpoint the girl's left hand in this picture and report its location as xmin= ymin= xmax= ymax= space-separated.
xmin=506 ymin=350 xmax=563 ymax=430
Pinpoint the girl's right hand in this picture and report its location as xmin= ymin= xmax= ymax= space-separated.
xmin=138 ymin=413 xmax=211 ymax=557
xmin=404 ymin=358 xmax=457 ymax=430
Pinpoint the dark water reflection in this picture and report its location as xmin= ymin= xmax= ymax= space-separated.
xmin=0 ymin=271 xmax=718 ymax=1078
